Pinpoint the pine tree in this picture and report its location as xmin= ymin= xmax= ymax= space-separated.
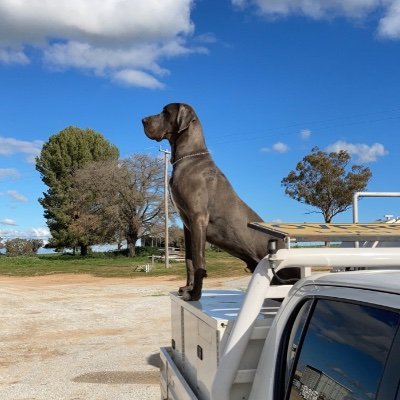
xmin=36 ymin=126 xmax=119 ymax=255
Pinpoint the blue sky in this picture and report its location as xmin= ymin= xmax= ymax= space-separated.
xmin=1 ymin=0 xmax=400 ymax=240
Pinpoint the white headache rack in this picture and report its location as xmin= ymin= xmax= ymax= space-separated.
xmin=352 ymin=191 xmax=400 ymax=223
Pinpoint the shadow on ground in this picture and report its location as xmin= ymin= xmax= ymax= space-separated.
xmin=147 ymin=352 xmax=160 ymax=368
xmin=72 ymin=370 xmax=159 ymax=385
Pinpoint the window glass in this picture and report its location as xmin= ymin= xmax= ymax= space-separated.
xmin=285 ymin=300 xmax=313 ymax=387
xmin=288 ymin=300 xmax=399 ymax=400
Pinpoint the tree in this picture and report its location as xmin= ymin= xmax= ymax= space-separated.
xmin=4 ymin=238 xmax=44 ymax=256
xmin=281 ymin=147 xmax=372 ymax=223
xmin=36 ymin=126 xmax=119 ymax=255
xmin=143 ymin=223 xmax=183 ymax=248
xmin=70 ymin=154 xmax=170 ymax=257
xmin=70 ymin=159 xmax=125 ymax=250
xmin=169 ymin=225 xmax=184 ymax=249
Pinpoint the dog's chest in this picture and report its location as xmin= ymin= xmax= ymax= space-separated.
xmin=168 ymin=175 xmax=184 ymax=207
xmin=168 ymin=181 xmax=178 ymax=211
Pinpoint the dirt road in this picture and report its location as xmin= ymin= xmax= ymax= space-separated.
xmin=0 ymin=274 xmax=250 ymax=400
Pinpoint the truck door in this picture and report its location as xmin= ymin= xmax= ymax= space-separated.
xmin=280 ymin=299 xmax=400 ymax=400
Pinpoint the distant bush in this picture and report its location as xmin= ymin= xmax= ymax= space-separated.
xmin=135 ymin=246 xmax=160 ymax=257
xmin=5 ymin=239 xmax=44 ymax=257
xmin=110 ymin=246 xmax=160 ymax=257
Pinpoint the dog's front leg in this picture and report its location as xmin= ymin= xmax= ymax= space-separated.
xmin=182 ymin=214 xmax=208 ymax=301
xmin=179 ymin=226 xmax=194 ymax=295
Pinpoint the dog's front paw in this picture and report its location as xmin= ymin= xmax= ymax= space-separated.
xmin=188 ymin=291 xmax=201 ymax=301
xmin=178 ymin=285 xmax=193 ymax=295
xmin=181 ymin=290 xmax=201 ymax=301
xmin=181 ymin=291 xmax=193 ymax=301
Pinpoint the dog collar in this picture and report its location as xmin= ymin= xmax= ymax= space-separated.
xmin=171 ymin=151 xmax=209 ymax=166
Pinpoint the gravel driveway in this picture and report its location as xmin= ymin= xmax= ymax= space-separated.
xmin=0 ymin=274 xmax=250 ymax=400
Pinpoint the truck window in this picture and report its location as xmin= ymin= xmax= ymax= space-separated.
xmin=286 ymin=300 xmax=399 ymax=400
xmin=285 ymin=300 xmax=314 ymax=388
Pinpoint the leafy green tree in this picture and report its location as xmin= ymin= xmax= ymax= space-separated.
xmin=281 ymin=147 xmax=372 ymax=223
xmin=36 ymin=126 xmax=119 ymax=255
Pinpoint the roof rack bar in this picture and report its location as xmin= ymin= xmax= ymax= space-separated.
xmin=271 ymin=247 xmax=400 ymax=270
xmin=353 ymin=192 xmax=400 ymax=223
xmin=249 ymin=222 xmax=400 ymax=243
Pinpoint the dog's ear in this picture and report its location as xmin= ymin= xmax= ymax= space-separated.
xmin=176 ymin=104 xmax=195 ymax=132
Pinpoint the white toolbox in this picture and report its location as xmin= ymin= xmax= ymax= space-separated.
xmin=167 ymin=290 xmax=280 ymax=400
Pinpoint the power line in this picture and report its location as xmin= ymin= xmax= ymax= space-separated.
xmin=210 ymin=110 xmax=400 ymax=146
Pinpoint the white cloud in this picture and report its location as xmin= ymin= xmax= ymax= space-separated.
xmin=273 ymin=142 xmax=289 ymax=153
xmin=233 ymin=0 xmax=400 ymax=39
xmin=0 ymin=226 xmax=50 ymax=239
xmin=378 ymin=0 xmax=400 ymax=38
xmin=112 ymin=69 xmax=165 ymax=89
xmin=0 ymin=218 xmax=17 ymax=226
xmin=43 ymin=41 xmax=169 ymax=76
xmin=261 ymin=141 xmax=289 ymax=153
xmin=0 ymin=168 xmax=20 ymax=180
xmin=270 ymin=218 xmax=283 ymax=223
xmin=326 ymin=140 xmax=388 ymax=163
xmin=6 ymin=190 xmax=28 ymax=203
xmin=28 ymin=227 xmax=51 ymax=239
xmin=195 ymin=33 xmax=218 ymax=44
xmin=0 ymin=137 xmax=43 ymax=163
xmin=0 ymin=0 xmax=203 ymax=88
xmin=233 ymin=0 xmax=380 ymax=18
xmin=0 ymin=47 xmax=29 ymax=64
xmin=0 ymin=0 xmax=194 ymax=45
xmin=300 ymin=129 xmax=311 ymax=140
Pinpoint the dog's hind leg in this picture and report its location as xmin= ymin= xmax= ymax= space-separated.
xmin=179 ymin=226 xmax=194 ymax=295
xmin=245 ymin=258 xmax=259 ymax=273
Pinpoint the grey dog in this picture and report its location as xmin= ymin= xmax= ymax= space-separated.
xmin=142 ymin=103 xmax=292 ymax=301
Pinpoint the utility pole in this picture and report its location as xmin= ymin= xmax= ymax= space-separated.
xmin=160 ymin=147 xmax=171 ymax=268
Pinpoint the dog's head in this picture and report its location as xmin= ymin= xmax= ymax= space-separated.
xmin=142 ymin=103 xmax=196 ymax=142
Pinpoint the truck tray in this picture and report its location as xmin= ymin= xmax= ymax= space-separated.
xmin=167 ymin=290 xmax=281 ymax=400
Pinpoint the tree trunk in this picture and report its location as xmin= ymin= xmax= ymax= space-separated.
xmin=128 ymin=242 xmax=135 ymax=257
xmin=324 ymin=218 xmax=331 ymax=247
xmin=81 ymin=245 xmax=89 ymax=256
xmin=126 ymin=232 xmax=138 ymax=257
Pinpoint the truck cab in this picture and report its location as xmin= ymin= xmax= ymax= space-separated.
xmin=160 ymin=222 xmax=400 ymax=400
xmin=250 ymin=269 xmax=400 ymax=400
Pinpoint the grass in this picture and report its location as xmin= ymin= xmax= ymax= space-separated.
xmin=0 ymin=250 xmax=248 ymax=278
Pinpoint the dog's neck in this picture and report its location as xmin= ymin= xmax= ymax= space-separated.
xmin=169 ymin=120 xmax=208 ymax=165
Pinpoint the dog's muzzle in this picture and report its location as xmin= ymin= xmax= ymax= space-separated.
xmin=142 ymin=117 xmax=159 ymax=141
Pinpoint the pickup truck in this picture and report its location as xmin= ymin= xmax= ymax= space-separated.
xmin=160 ymin=222 xmax=400 ymax=400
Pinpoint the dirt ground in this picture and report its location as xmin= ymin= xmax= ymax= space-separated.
xmin=0 ymin=273 xmax=250 ymax=400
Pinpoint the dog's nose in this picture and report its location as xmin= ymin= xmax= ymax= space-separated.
xmin=142 ymin=117 xmax=148 ymax=125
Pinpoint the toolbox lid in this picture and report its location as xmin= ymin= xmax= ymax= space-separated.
xmin=170 ymin=290 xmax=279 ymax=327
